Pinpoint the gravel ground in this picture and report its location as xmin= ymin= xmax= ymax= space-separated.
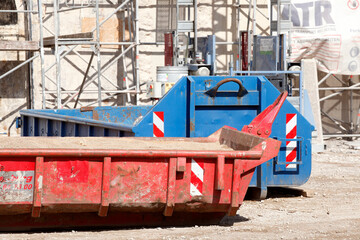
xmin=0 ymin=139 xmax=359 ymax=240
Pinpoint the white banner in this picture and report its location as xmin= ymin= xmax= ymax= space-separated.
xmin=282 ymin=0 xmax=360 ymax=75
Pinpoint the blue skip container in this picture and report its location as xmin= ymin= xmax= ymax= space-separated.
xmin=18 ymin=76 xmax=314 ymax=198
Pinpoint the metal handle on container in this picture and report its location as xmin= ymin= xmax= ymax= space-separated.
xmin=205 ymin=78 xmax=248 ymax=97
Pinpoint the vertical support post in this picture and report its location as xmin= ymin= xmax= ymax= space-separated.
xmin=300 ymin=69 xmax=304 ymax=115
xmin=188 ymin=77 xmax=196 ymax=137
xmin=228 ymin=159 xmax=241 ymax=216
xmin=283 ymin=33 xmax=287 ymax=71
xmin=96 ymin=0 xmax=102 ymax=106
xmin=238 ymin=167 xmax=255 ymax=206
xmin=215 ymin=155 xmax=225 ymax=190
xmin=32 ymin=157 xmax=44 ymax=218
xmin=54 ymin=0 xmax=61 ymax=109
xmin=164 ymin=157 xmax=176 ymax=216
xmin=135 ymin=0 xmax=140 ymax=105
xmin=276 ymin=34 xmax=280 ymax=71
xmin=277 ymin=1 xmax=280 ymax=36
xmin=246 ymin=0 xmax=252 ymax=72
xmin=129 ymin=1 xmax=137 ymax=82
xmin=53 ymin=0 xmax=61 ymax=108
xmin=121 ymin=9 xmax=129 ymax=104
xmin=350 ymin=77 xmax=354 ymax=133
xmin=175 ymin=0 xmax=179 ymax=67
xmin=38 ymin=0 xmax=46 ymax=109
xmin=229 ymin=55 xmax=234 ymax=76
xmin=252 ymin=0 xmax=257 ymax=36
xmin=257 ymin=163 xmax=268 ymax=200
xmin=26 ymin=0 xmax=34 ymax=109
xmin=164 ymin=33 xmax=174 ymax=66
xmin=99 ymin=157 xmax=111 ymax=217
xmin=237 ymin=2 xmax=241 ymax=72
xmin=126 ymin=1 xmax=134 ymax=102
xmin=256 ymin=77 xmax=267 ymax=199
xmin=193 ymin=0 xmax=198 ymax=63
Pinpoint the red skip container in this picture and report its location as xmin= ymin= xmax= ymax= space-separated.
xmin=0 ymin=92 xmax=287 ymax=231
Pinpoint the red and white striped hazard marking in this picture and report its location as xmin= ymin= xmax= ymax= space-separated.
xmin=153 ymin=112 xmax=164 ymax=137
xmin=286 ymin=114 xmax=297 ymax=169
xmin=190 ymin=159 xmax=204 ymax=197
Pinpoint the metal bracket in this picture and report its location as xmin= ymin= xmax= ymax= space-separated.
xmin=275 ymin=137 xmax=303 ymax=166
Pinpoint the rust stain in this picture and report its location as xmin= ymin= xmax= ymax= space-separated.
xmin=125 ymin=111 xmax=131 ymax=121
xmin=184 ymin=197 xmax=207 ymax=209
xmin=93 ymin=111 xmax=100 ymax=120
xmin=117 ymin=166 xmax=140 ymax=177
xmin=105 ymin=113 xmax=110 ymax=122
xmin=80 ymin=107 xmax=95 ymax=112
xmin=190 ymin=120 xmax=195 ymax=132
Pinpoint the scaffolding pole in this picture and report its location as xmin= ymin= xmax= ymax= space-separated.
xmin=39 ymin=0 xmax=139 ymax=108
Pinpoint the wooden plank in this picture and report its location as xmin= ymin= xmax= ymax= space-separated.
xmin=0 ymin=41 xmax=39 ymax=51
xmin=43 ymin=32 xmax=94 ymax=47
xmin=82 ymin=17 xmax=130 ymax=49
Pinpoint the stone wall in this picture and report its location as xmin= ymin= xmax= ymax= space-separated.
xmin=0 ymin=0 xmax=28 ymax=136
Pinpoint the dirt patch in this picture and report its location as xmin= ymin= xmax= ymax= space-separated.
xmin=0 ymin=137 xmax=232 ymax=151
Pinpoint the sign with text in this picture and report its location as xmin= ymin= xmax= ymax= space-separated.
xmin=282 ymin=0 xmax=360 ymax=75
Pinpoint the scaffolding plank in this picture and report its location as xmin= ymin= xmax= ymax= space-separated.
xmin=43 ymin=32 xmax=94 ymax=47
xmin=0 ymin=41 xmax=39 ymax=51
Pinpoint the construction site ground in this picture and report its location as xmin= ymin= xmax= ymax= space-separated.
xmin=1 ymin=139 xmax=359 ymax=240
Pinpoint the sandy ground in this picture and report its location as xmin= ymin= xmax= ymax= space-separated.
xmin=0 ymin=136 xmax=232 ymax=151
xmin=0 ymin=139 xmax=359 ymax=240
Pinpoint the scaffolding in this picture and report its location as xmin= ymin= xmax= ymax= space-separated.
xmin=0 ymin=0 xmax=358 ymax=137
xmin=0 ymin=0 xmax=139 ymax=109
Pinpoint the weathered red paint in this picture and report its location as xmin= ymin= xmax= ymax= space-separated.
xmin=0 ymin=132 xmax=280 ymax=230
xmin=164 ymin=32 xmax=173 ymax=66
xmin=242 ymin=91 xmax=288 ymax=137
xmin=0 ymin=93 xmax=286 ymax=230
xmin=215 ymin=155 xmax=225 ymax=191
xmin=98 ymin=157 xmax=111 ymax=217
xmin=32 ymin=157 xmax=43 ymax=218
xmin=0 ymin=149 xmax=263 ymax=158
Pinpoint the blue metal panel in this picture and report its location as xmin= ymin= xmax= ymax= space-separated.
xmin=63 ymin=122 xmax=76 ymax=136
xmin=20 ymin=106 xmax=151 ymax=137
xmin=133 ymin=77 xmax=189 ymax=137
xmin=190 ymin=76 xmax=262 ymax=137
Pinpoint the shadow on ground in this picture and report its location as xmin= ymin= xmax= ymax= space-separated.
xmin=245 ymin=187 xmax=307 ymax=200
xmin=220 ymin=215 xmax=250 ymax=226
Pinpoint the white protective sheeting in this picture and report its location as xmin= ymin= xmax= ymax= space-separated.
xmin=283 ymin=0 xmax=360 ymax=75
